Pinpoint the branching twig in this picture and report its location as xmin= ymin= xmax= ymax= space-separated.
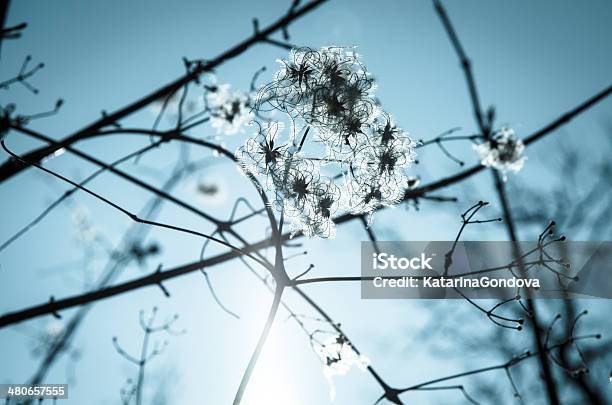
xmin=0 ymin=0 xmax=330 ymax=182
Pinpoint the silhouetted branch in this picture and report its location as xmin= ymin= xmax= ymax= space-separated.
xmin=433 ymin=1 xmax=564 ymax=402
xmin=0 ymin=0 xmax=330 ymax=182
xmin=0 ymin=56 xmax=43 ymax=93
xmin=1 ymin=138 xmax=271 ymax=270
xmin=394 ymin=333 xmax=600 ymax=401
xmin=232 ymin=287 xmax=284 ymax=405
xmin=0 ymin=139 xmax=167 ymax=253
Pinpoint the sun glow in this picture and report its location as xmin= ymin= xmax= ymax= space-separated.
xmin=242 ymin=329 xmax=304 ymax=405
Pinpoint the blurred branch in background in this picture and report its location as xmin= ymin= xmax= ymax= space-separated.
xmin=113 ymin=307 xmax=184 ymax=405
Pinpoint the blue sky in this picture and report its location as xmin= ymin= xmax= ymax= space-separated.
xmin=1 ymin=0 xmax=611 ymax=404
